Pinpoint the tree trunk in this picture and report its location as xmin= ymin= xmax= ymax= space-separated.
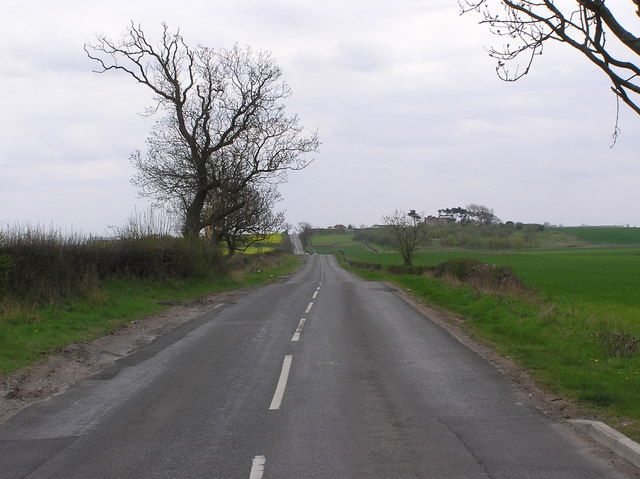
xmin=183 ymin=191 xmax=208 ymax=238
xmin=208 ymin=227 xmax=225 ymax=257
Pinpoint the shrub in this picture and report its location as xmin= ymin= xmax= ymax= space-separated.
xmin=0 ymin=224 xmax=224 ymax=303
xmin=433 ymin=258 xmax=484 ymax=281
xmin=432 ymin=259 xmax=525 ymax=294
xmin=0 ymin=254 xmax=12 ymax=297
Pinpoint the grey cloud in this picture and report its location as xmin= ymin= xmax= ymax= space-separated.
xmin=1 ymin=0 xmax=639 ymax=232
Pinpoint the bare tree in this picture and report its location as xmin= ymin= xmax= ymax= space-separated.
xmin=466 ymin=204 xmax=500 ymax=225
xmin=86 ymin=23 xmax=318 ymax=238
xmin=383 ymin=210 xmax=426 ymax=266
xmin=204 ymin=186 xmax=284 ymax=255
xmin=297 ymin=221 xmax=313 ymax=248
xmin=461 ymin=0 xmax=640 ymax=128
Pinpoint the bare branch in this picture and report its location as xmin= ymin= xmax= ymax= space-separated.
xmin=462 ymin=0 xmax=640 ymax=123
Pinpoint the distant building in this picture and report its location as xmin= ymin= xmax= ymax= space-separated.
xmin=424 ymin=215 xmax=447 ymax=226
xmin=333 ymin=224 xmax=347 ymax=231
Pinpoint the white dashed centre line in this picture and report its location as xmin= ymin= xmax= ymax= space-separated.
xmin=305 ymin=302 xmax=313 ymax=314
xmin=269 ymin=355 xmax=293 ymax=410
xmin=291 ymin=318 xmax=306 ymax=342
xmin=249 ymin=455 xmax=266 ymax=479
xmin=312 ymin=291 xmax=318 ymax=299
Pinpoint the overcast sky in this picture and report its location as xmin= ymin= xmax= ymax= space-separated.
xmin=1 ymin=0 xmax=639 ymax=233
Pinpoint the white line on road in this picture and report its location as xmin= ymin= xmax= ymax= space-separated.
xmin=291 ymin=318 xmax=306 ymax=342
xmin=312 ymin=291 xmax=318 ymax=299
xmin=269 ymin=355 xmax=293 ymax=410
xmin=250 ymin=455 xmax=266 ymax=479
xmin=305 ymin=302 xmax=313 ymax=314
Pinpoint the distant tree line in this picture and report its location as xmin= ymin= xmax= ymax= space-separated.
xmin=435 ymin=204 xmax=499 ymax=225
xmin=356 ymin=204 xmax=546 ymax=259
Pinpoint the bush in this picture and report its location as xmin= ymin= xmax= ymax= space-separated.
xmin=432 ymin=258 xmax=524 ymax=293
xmin=0 ymin=225 xmax=224 ymax=303
xmin=0 ymin=254 xmax=12 ymax=297
xmin=433 ymin=258 xmax=484 ymax=281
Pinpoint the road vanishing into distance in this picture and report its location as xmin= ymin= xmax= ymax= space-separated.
xmin=289 ymin=233 xmax=304 ymax=255
xmin=0 ymin=255 xmax=635 ymax=478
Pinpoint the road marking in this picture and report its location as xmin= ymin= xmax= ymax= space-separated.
xmin=312 ymin=291 xmax=318 ymax=299
xmin=269 ymin=355 xmax=293 ymax=410
xmin=291 ymin=318 xmax=306 ymax=342
xmin=305 ymin=302 xmax=313 ymax=314
xmin=250 ymin=455 xmax=266 ymax=479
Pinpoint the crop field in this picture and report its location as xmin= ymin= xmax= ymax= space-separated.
xmin=553 ymin=226 xmax=640 ymax=245
xmin=311 ymin=231 xmax=640 ymax=438
xmin=310 ymin=234 xmax=640 ymax=317
xmin=238 ymin=232 xmax=284 ymax=254
xmin=308 ymin=232 xmax=394 ymax=256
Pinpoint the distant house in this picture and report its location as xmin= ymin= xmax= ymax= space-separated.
xmin=371 ymin=224 xmax=385 ymax=229
xmin=425 ymin=215 xmax=447 ymax=226
xmin=333 ymin=224 xmax=347 ymax=231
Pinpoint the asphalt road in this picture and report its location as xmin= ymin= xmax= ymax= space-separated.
xmin=289 ymin=233 xmax=304 ymax=255
xmin=0 ymin=255 xmax=634 ymax=478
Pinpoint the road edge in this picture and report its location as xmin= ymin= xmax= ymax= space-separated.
xmin=0 ymin=256 xmax=308 ymax=426
xmin=569 ymin=420 xmax=640 ymax=469
xmin=382 ymin=279 xmax=640 ymax=475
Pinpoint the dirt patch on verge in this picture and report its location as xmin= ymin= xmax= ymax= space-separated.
xmin=0 ymin=287 xmax=251 ymax=424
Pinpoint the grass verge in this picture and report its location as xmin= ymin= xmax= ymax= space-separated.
xmin=339 ymin=256 xmax=640 ymax=442
xmin=0 ymin=253 xmax=301 ymax=375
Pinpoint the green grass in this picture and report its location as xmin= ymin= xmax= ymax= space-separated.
xmin=0 ymin=254 xmax=301 ymax=375
xmin=308 ymin=233 xmax=393 ymax=255
xmin=318 ymin=232 xmax=640 ymax=439
xmin=554 ymin=226 xmax=640 ymax=245
xmin=308 ymin=233 xmax=359 ymax=247
xmin=314 ymin=234 xmax=640 ymax=321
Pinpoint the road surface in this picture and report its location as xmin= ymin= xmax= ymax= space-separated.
xmin=0 ymin=256 xmax=635 ymax=478
xmin=290 ymin=233 xmax=304 ymax=255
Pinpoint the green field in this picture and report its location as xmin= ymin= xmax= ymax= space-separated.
xmin=310 ymin=233 xmax=640 ymax=308
xmin=553 ymin=226 xmax=640 ymax=245
xmin=311 ymin=232 xmax=640 ymax=439
xmin=313 ymin=235 xmax=640 ymax=322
